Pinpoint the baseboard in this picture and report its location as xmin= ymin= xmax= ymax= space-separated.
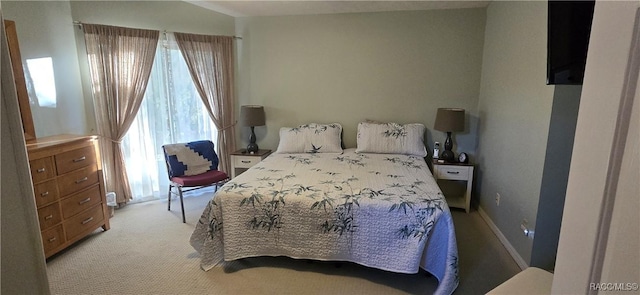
xmin=477 ymin=206 xmax=529 ymax=270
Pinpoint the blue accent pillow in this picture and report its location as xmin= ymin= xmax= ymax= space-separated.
xmin=163 ymin=140 xmax=219 ymax=178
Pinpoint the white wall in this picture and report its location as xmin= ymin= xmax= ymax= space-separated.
xmin=235 ymin=9 xmax=486 ymax=153
xmin=3 ymin=0 xmax=88 ymax=137
xmin=69 ymin=1 xmax=234 ymax=35
xmin=599 ymin=66 xmax=639 ymax=291
xmin=475 ymin=1 xmax=555 ymax=265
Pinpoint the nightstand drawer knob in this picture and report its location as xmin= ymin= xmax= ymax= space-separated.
xmin=241 ymin=160 xmax=251 ymax=163
xmin=447 ymin=171 xmax=460 ymax=174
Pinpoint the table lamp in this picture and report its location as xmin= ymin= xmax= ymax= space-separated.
xmin=240 ymin=105 xmax=265 ymax=154
xmin=434 ymin=108 xmax=465 ymax=162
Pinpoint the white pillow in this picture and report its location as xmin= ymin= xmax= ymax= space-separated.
xmin=304 ymin=123 xmax=343 ymax=153
xmin=355 ymin=122 xmax=427 ymax=157
xmin=275 ymin=127 xmax=306 ymax=153
xmin=276 ymin=123 xmax=343 ymax=154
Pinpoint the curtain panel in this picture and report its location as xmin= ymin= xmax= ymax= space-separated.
xmin=83 ymin=24 xmax=159 ymax=204
xmin=174 ymin=33 xmax=237 ymax=174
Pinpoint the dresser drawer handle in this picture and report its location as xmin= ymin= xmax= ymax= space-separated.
xmin=81 ymin=217 xmax=94 ymax=225
xmin=79 ymin=198 xmax=91 ymax=205
xmin=72 ymin=156 xmax=87 ymax=163
xmin=48 ymin=237 xmax=57 ymax=243
xmin=41 ymin=191 xmax=50 ymax=197
xmin=44 ymin=214 xmax=54 ymax=220
xmin=241 ymin=160 xmax=251 ymax=163
xmin=37 ymin=168 xmax=46 ymax=173
xmin=446 ymin=171 xmax=460 ymax=175
xmin=75 ymin=177 xmax=89 ymax=184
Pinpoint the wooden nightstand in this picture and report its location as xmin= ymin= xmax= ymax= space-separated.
xmin=432 ymin=161 xmax=474 ymax=213
xmin=230 ymin=149 xmax=272 ymax=178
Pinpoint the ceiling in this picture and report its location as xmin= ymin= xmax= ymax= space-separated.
xmin=185 ymin=1 xmax=491 ymax=17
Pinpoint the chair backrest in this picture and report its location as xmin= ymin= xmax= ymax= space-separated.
xmin=162 ymin=140 xmax=219 ymax=178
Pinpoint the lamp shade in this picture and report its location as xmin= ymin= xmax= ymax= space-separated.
xmin=240 ymin=105 xmax=265 ymax=127
xmin=434 ymin=108 xmax=465 ymax=132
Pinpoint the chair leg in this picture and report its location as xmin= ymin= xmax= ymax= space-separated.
xmin=178 ymin=186 xmax=186 ymax=223
xmin=167 ymin=184 xmax=173 ymax=211
xmin=214 ymin=179 xmax=228 ymax=193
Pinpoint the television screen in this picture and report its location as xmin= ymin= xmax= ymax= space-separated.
xmin=547 ymin=0 xmax=595 ymax=85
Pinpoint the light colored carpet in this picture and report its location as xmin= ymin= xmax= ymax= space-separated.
xmin=46 ymin=190 xmax=520 ymax=295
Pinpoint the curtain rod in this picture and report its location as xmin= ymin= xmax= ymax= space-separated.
xmin=72 ymin=21 xmax=242 ymax=40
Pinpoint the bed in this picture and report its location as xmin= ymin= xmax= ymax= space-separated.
xmin=190 ymin=123 xmax=459 ymax=295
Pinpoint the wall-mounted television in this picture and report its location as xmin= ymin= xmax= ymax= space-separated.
xmin=547 ymin=0 xmax=595 ymax=85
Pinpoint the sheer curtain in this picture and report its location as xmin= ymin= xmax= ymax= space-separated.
xmin=122 ymin=34 xmax=218 ymax=203
xmin=83 ymin=24 xmax=159 ymax=204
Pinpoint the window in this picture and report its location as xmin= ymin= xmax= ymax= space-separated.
xmin=122 ymin=34 xmax=218 ymax=203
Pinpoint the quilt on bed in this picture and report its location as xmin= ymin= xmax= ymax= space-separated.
xmin=190 ymin=149 xmax=459 ymax=295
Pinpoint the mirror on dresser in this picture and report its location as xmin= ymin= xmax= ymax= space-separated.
xmin=3 ymin=19 xmax=36 ymax=141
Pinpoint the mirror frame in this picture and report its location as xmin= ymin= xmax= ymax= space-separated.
xmin=4 ymin=20 xmax=36 ymax=141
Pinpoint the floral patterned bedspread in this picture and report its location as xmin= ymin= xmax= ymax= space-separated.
xmin=190 ymin=149 xmax=459 ymax=295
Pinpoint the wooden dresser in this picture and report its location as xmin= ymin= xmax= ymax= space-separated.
xmin=26 ymin=134 xmax=110 ymax=258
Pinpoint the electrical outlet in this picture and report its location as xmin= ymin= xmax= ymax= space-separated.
xmin=495 ymin=193 xmax=501 ymax=206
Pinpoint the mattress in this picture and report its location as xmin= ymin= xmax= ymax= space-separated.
xmin=190 ymin=149 xmax=459 ymax=294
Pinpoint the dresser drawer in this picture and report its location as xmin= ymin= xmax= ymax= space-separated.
xmin=435 ymin=165 xmax=469 ymax=180
xmin=233 ymin=156 xmax=261 ymax=168
xmin=37 ymin=202 xmax=62 ymax=230
xmin=55 ymin=146 xmax=96 ymax=175
xmin=58 ymin=165 xmax=99 ymax=196
xmin=61 ymin=185 xmax=102 ymax=219
xmin=64 ymin=204 xmax=104 ymax=241
xmin=33 ymin=179 xmax=59 ymax=208
xmin=29 ymin=157 xmax=55 ymax=183
xmin=41 ymin=225 xmax=65 ymax=254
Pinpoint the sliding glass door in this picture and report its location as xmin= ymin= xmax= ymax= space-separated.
xmin=122 ymin=34 xmax=218 ymax=203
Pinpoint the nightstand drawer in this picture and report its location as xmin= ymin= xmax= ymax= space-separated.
xmin=234 ymin=156 xmax=261 ymax=168
xmin=435 ymin=165 xmax=469 ymax=180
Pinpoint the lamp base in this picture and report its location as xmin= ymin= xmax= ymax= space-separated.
xmin=247 ymin=126 xmax=258 ymax=154
xmin=246 ymin=143 xmax=258 ymax=154
xmin=440 ymin=131 xmax=455 ymax=162
xmin=440 ymin=150 xmax=455 ymax=162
